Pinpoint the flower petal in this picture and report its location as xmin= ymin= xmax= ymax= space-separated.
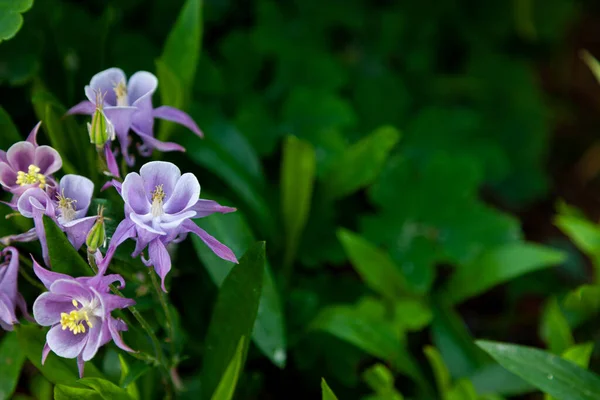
xmin=34 ymin=145 xmax=63 ymax=175
xmin=0 ymin=294 xmax=17 ymax=328
xmin=190 ymin=199 xmax=237 ymax=218
xmin=0 ymin=162 xmax=17 ymax=188
xmin=62 ymin=216 xmax=97 ymax=250
xmin=122 ymin=172 xmax=151 ymax=215
xmin=182 ymin=220 xmax=238 ymax=263
xmin=87 ymin=68 xmax=127 ymax=106
xmin=17 ymin=188 xmax=52 ymax=218
xmin=163 ymin=173 xmax=200 ymax=214
xmin=148 ymin=239 xmax=171 ymax=292
xmin=7 ymin=141 xmax=35 ymax=173
xmin=32 ymin=257 xmax=70 ymax=289
xmin=82 ymin=319 xmax=103 ymax=361
xmin=33 ymin=292 xmax=73 ymax=326
xmin=26 ymin=122 xmax=42 ymax=145
xmin=66 ymin=101 xmax=95 ymax=115
xmin=108 ymin=317 xmax=134 ymax=352
xmin=153 ymin=106 xmax=203 ymax=137
xmin=59 ymin=175 xmax=94 ymax=214
xmin=139 ymin=161 xmax=181 ymax=201
xmin=49 ymin=280 xmax=94 ymax=304
xmin=103 ymin=106 xmax=136 ymax=140
xmin=46 ymin=324 xmax=87 ymax=359
xmin=97 ymin=218 xmax=136 ymax=275
xmin=132 ymin=127 xmax=185 ymax=154
xmin=104 ymin=145 xmax=120 ymax=178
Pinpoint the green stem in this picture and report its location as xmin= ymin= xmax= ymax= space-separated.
xmin=148 ymin=269 xmax=177 ymax=360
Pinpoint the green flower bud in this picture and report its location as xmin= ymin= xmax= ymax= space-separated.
xmin=86 ymin=206 xmax=107 ymax=253
xmin=87 ymin=91 xmax=115 ymax=148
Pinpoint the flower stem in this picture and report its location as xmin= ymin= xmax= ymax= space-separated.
xmin=148 ymin=269 xmax=177 ymax=360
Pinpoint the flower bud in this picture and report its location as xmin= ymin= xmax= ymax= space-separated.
xmin=88 ymin=91 xmax=115 ymax=148
xmin=86 ymin=206 xmax=107 ymax=253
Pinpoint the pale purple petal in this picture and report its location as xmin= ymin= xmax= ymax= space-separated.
xmin=33 ymin=292 xmax=72 ymax=326
xmin=62 ymin=216 xmax=97 ymax=250
xmin=104 ymin=145 xmax=120 ymax=178
xmin=34 ymin=145 xmax=62 ymax=176
xmin=77 ymin=356 xmax=85 ymax=378
xmin=108 ymin=317 xmax=134 ymax=352
xmin=7 ymin=141 xmax=35 ymax=172
xmin=49 ymin=280 xmax=94 ymax=304
xmin=182 ymin=220 xmax=238 ymax=263
xmin=132 ymin=226 xmax=161 ymax=257
xmin=97 ymin=218 xmax=136 ymax=274
xmin=82 ymin=320 xmax=103 ymax=361
xmin=163 ymin=173 xmax=200 ymax=214
xmin=17 ymin=188 xmax=52 ymax=218
xmin=33 ymin=210 xmax=51 ymax=267
xmin=139 ymin=161 xmax=181 ymax=200
xmin=130 ymin=213 xmax=165 ymax=235
xmin=59 ymin=175 xmax=94 ymax=214
xmin=0 ymin=247 xmax=19 ymax=296
xmin=0 ymin=150 xmax=6 ymax=163
xmin=86 ymin=68 xmax=127 ymax=106
xmin=41 ymin=343 xmax=51 ymax=364
xmin=0 ymin=163 xmax=17 ymax=188
xmin=33 ymin=258 xmax=70 ymax=289
xmin=0 ymin=294 xmax=17 ymax=328
xmin=148 ymin=239 xmax=171 ymax=292
xmin=190 ymin=199 xmax=237 ymax=218
xmin=159 ymin=210 xmax=197 ymax=231
xmin=122 ymin=172 xmax=151 ymax=215
xmin=66 ymin=101 xmax=95 ymax=116
xmin=132 ymin=126 xmax=185 ymax=154
xmin=26 ymin=122 xmax=42 ymax=145
xmin=102 ymin=293 xmax=135 ymax=311
xmin=101 ymin=179 xmax=122 ymax=194
xmin=128 ymin=71 xmax=157 ymax=105
xmin=46 ymin=324 xmax=87 ymax=359
xmin=153 ymin=106 xmax=203 ymax=137
xmin=0 ymin=228 xmax=37 ymax=245
xmin=103 ymin=106 xmax=136 ymax=139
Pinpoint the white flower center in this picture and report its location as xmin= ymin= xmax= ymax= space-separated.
xmin=60 ymin=299 xmax=97 ymax=335
xmin=114 ymin=80 xmax=128 ymax=106
xmin=56 ymin=190 xmax=77 ymax=223
xmin=151 ymin=185 xmax=165 ymax=218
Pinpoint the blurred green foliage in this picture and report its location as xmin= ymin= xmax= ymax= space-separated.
xmin=5 ymin=0 xmax=600 ymax=399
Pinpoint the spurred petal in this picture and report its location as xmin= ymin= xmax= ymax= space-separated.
xmin=33 ymin=258 xmax=70 ymax=289
xmin=41 ymin=343 xmax=51 ymax=364
xmin=132 ymin=126 xmax=185 ymax=154
xmin=190 ymin=199 xmax=236 ymax=218
xmin=139 ymin=161 xmax=181 ymax=201
xmin=148 ymin=239 xmax=171 ymax=292
xmin=163 ymin=173 xmax=200 ymax=214
xmin=82 ymin=319 xmax=103 ymax=361
xmin=0 ymin=247 xmax=19 ymax=297
xmin=128 ymin=71 xmax=157 ymax=105
xmin=46 ymin=324 xmax=87 ymax=359
xmin=17 ymin=188 xmax=52 ymax=218
xmin=97 ymin=218 xmax=136 ymax=274
xmin=33 ymin=292 xmax=72 ymax=326
xmin=102 ymin=293 xmax=135 ymax=312
xmin=0 ymin=162 xmax=17 ymax=187
xmin=0 ymin=294 xmax=17 ymax=328
xmin=153 ymin=106 xmax=203 ymax=137
xmin=103 ymin=106 xmax=136 ymax=140
xmin=108 ymin=317 xmax=134 ymax=352
xmin=122 ymin=172 xmax=151 ymax=215
xmin=49 ymin=280 xmax=94 ymax=304
xmin=77 ymin=356 xmax=85 ymax=378
xmin=86 ymin=68 xmax=127 ymax=106
xmin=26 ymin=122 xmax=42 ymax=145
xmin=62 ymin=216 xmax=97 ymax=250
xmin=132 ymin=225 xmax=161 ymax=257
xmin=7 ymin=141 xmax=35 ymax=172
xmin=34 ymin=146 xmax=62 ymax=176
xmin=66 ymin=101 xmax=95 ymax=116
xmin=59 ymin=175 xmax=94 ymax=215
xmin=182 ymin=220 xmax=238 ymax=263
xmin=104 ymin=145 xmax=120 ymax=178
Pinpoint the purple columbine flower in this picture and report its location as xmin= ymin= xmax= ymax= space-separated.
xmin=67 ymin=68 xmax=203 ymax=165
xmin=0 ymin=122 xmax=62 ymax=198
xmin=100 ymin=161 xmax=237 ymax=291
xmin=32 ymin=258 xmax=134 ymax=378
xmin=8 ymin=175 xmax=96 ymax=266
xmin=0 ymin=247 xmax=29 ymax=330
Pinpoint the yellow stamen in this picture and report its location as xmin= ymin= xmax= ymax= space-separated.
xmin=151 ymin=185 xmax=165 ymax=217
xmin=60 ymin=306 xmax=93 ymax=335
xmin=114 ymin=80 xmax=128 ymax=106
xmin=16 ymin=164 xmax=46 ymax=188
xmin=56 ymin=189 xmax=77 ymax=222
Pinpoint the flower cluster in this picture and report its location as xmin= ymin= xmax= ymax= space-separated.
xmin=0 ymin=67 xmax=238 ymax=376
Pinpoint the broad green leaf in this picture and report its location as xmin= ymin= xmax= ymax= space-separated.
xmin=477 ymin=340 xmax=600 ymax=400
xmin=546 ymin=343 xmax=595 ymax=400
xmin=321 ymin=378 xmax=339 ymax=400
xmin=424 ymin=346 xmax=451 ymax=397
xmin=445 ymin=243 xmax=565 ymax=304
xmin=469 ymin=363 xmax=534 ymax=396
xmin=322 ymin=125 xmax=400 ymax=199
xmin=0 ymin=0 xmax=33 ymax=42
xmin=540 ymin=298 xmax=574 ymax=354
xmin=281 ymin=135 xmax=316 ymax=269
xmin=157 ymin=0 xmax=202 ymax=141
xmin=211 ymin=337 xmax=245 ymax=400
xmin=193 ymin=210 xmax=286 ymax=368
xmin=200 ymin=242 xmax=265 ymax=400
xmin=43 ymin=215 xmax=91 ymax=276
xmin=54 ymin=385 xmax=101 ymax=400
xmin=0 ymin=106 xmax=22 ymax=148
xmin=555 ymin=213 xmax=600 ymax=273
xmin=393 ymin=299 xmax=432 ymax=331
xmin=337 ymin=228 xmax=410 ymax=300
xmin=15 ymin=325 xmax=103 ymax=385
xmin=0 ymin=331 xmax=26 ymax=399
xmin=78 ymin=378 xmax=134 ymax=400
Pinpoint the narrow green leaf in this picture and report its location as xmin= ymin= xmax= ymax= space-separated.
xmin=564 ymin=285 xmax=600 ymax=314
xmin=321 ymin=378 xmax=339 ymax=400
xmin=0 ymin=331 xmax=26 ymax=399
xmin=200 ymin=242 xmax=265 ymax=399
xmin=157 ymin=0 xmax=202 ymax=141
xmin=447 ymin=379 xmax=478 ymax=400
xmin=0 ymin=0 xmax=33 ymax=42
xmin=54 ymin=385 xmax=102 ymax=400
xmin=78 ymin=378 xmax=134 ymax=400
xmin=281 ymin=135 xmax=316 ymax=268
xmin=118 ymin=354 xmax=150 ymax=389
xmin=546 ymin=343 xmax=595 ymax=400
xmin=581 ymin=50 xmax=600 ymax=86
xmin=0 ymin=106 xmax=22 ymax=148
xmin=445 ymin=243 xmax=566 ymax=304
xmin=337 ymin=228 xmax=410 ymax=300
xmin=15 ymin=325 xmax=103 ymax=385
xmin=362 ymin=364 xmax=397 ymax=395
xmin=211 ymin=337 xmax=245 ymax=400
xmin=322 ymin=125 xmax=400 ymax=199
xmin=43 ymin=215 xmax=91 ymax=276
xmin=540 ymin=298 xmax=574 ymax=354
xmin=424 ymin=346 xmax=451 ymax=397
xmin=555 ymin=213 xmax=600 ymax=270
xmin=477 ymin=340 xmax=600 ymax=400
xmin=193 ymin=210 xmax=286 ymax=368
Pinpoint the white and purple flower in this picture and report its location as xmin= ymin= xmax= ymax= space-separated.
xmin=0 ymin=247 xmax=29 ymax=330
xmin=32 ymin=259 xmax=134 ymax=377
xmin=100 ymin=161 xmax=237 ymax=291
xmin=67 ymin=68 xmax=202 ymax=165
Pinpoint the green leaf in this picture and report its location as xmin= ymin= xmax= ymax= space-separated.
xmin=0 ymin=331 xmax=26 ymax=399
xmin=210 ymin=337 xmax=245 ymax=400
xmin=54 ymin=385 xmax=102 ymax=400
xmin=0 ymin=106 xmax=22 ymax=148
xmin=424 ymin=346 xmax=451 ymax=397
xmin=78 ymin=378 xmax=134 ymax=400
xmin=200 ymin=242 xmax=265 ymax=400
xmin=321 ymin=378 xmax=339 ymax=400
xmin=157 ymin=0 xmax=202 ymax=141
xmin=469 ymin=363 xmax=534 ymax=396
xmin=581 ymin=50 xmax=600 ymax=86
xmin=546 ymin=343 xmax=595 ymax=400
xmin=15 ymin=325 xmax=103 ymax=385
xmin=322 ymin=126 xmax=400 ymax=199
xmin=477 ymin=340 xmax=600 ymax=400
xmin=445 ymin=243 xmax=565 ymax=304
xmin=540 ymin=298 xmax=574 ymax=354
xmin=118 ymin=354 xmax=150 ymax=389
xmin=446 ymin=379 xmax=478 ymax=400
xmin=43 ymin=215 xmax=91 ymax=276
xmin=393 ymin=300 xmax=432 ymax=331
xmin=564 ymin=285 xmax=600 ymax=314
xmin=193 ymin=210 xmax=286 ymax=368
xmin=555 ymin=213 xmax=600 ymax=271
xmin=337 ymin=228 xmax=410 ymax=300
xmin=362 ymin=363 xmax=404 ymax=400
xmin=281 ymin=135 xmax=316 ymax=269
xmin=0 ymin=0 xmax=33 ymax=42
